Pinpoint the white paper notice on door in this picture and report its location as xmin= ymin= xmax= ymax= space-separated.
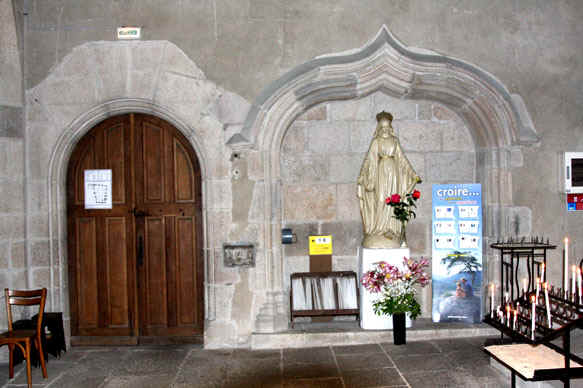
xmin=84 ymin=169 xmax=112 ymax=209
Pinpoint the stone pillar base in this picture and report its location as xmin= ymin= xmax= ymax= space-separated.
xmin=254 ymin=291 xmax=288 ymax=333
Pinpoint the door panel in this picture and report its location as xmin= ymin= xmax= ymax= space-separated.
xmin=134 ymin=114 xmax=203 ymax=337
xmin=67 ymin=113 xmax=203 ymax=341
xmin=105 ymin=217 xmax=129 ymax=327
xmin=76 ymin=217 xmax=98 ymax=329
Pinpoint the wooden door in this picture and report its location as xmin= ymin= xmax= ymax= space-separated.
xmin=67 ymin=113 xmax=203 ymax=342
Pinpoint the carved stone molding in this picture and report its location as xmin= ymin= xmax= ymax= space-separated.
xmin=239 ymin=25 xmax=538 ymax=333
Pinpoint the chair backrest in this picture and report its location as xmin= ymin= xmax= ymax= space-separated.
xmin=4 ymin=288 xmax=47 ymax=335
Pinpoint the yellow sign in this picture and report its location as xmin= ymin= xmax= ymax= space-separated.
xmin=309 ymin=235 xmax=332 ymax=255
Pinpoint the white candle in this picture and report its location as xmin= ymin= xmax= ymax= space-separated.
xmin=490 ymin=283 xmax=495 ymax=318
xmin=571 ymin=265 xmax=577 ymax=302
xmin=544 ymin=282 xmax=551 ymax=328
xmin=541 ymin=263 xmax=545 ymax=283
xmin=565 ymin=237 xmax=569 ymax=296
xmin=536 ymin=278 xmax=540 ymax=302
xmin=578 ymin=267 xmax=582 ymax=305
xmin=513 ymin=308 xmax=517 ymax=330
xmin=523 ymin=278 xmax=527 ymax=295
xmin=506 ymin=304 xmax=510 ymax=326
xmin=505 ymin=291 xmax=509 ymax=304
xmin=531 ymin=295 xmax=536 ymax=341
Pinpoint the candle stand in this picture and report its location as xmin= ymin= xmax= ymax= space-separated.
xmin=483 ymin=284 xmax=583 ymax=387
xmin=490 ymin=240 xmax=556 ymax=305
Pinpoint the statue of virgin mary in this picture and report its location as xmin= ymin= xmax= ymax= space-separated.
xmin=357 ymin=111 xmax=420 ymax=249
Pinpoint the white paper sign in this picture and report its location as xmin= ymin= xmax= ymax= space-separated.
xmin=435 ymin=206 xmax=455 ymax=219
xmin=434 ymin=236 xmax=455 ymax=249
xmin=459 ymin=234 xmax=480 ymax=249
xmin=434 ymin=221 xmax=455 ymax=234
xmin=84 ymin=169 xmax=112 ymax=209
xmin=459 ymin=221 xmax=479 ymax=234
xmin=459 ymin=206 xmax=479 ymax=218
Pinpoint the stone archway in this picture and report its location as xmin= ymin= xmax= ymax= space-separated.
xmin=25 ymin=41 xmax=235 ymax=343
xmin=228 ymin=25 xmax=539 ymax=333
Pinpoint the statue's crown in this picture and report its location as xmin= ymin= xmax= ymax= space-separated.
xmin=376 ymin=111 xmax=393 ymax=122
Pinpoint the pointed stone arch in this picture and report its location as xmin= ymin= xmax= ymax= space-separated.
xmin=231 ymin=26 xmax=539 ymax=333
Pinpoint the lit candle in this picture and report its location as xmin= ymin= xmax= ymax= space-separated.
xmin=541 ymin=263 xmax=545 ymax=283
xmin=565 ymin=237 xmax=569 ymax=297
xmin=571 ymin=265 xmax=577 ymax=302
xmin=523 ymin=278 xmax=527 ymax=295
xmin=544 ymin=282 xmax=551 ymax=328
xmin=513 ymin=308 xmax=517 ymax=330
xmin=506 ymin=304 xmax=510 ymax=326
xmin=536 ymin=277 xmax=540 ymax=302
xmin=505 ymin=291 xmax=509 ymax=304
xmin=490 ymin=283 xmax=495 ymax=319
xmin=578 ymin=267 xmax=582 ymax=305
xmin=531 ymin=295 xmax=536 ymax=341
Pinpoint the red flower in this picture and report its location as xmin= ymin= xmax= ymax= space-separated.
xmin=391 ymin=194 xmax=401 ymax=203
xmin=385 ymin=197 xmax=392 ymax=204
xmin=412 ymin=190 xmax=421 ymax=200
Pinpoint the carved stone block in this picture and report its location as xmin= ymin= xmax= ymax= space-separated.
xmin=223 ymin=243 xmax=255 ymax=267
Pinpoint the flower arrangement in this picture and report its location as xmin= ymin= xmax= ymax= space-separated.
xmin=385 ymin=189 xmax=421 ymax=223
xmin=361 ymin=257 xmax=430 ymax=319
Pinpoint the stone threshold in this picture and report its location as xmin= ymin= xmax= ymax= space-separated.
xmin=251 ymin=318 xmax=499 ymax=349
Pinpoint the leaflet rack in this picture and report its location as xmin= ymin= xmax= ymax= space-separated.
xmin=289 ymin=271 xmax=360 ymax=327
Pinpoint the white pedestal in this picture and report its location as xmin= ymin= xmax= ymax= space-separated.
xmin=359 ymin=247 xmax=413 ymax=330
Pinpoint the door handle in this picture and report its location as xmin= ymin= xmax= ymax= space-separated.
xmin=137 ymin=235 xmax=144 ymax=267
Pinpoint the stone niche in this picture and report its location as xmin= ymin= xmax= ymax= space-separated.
xmin=281 ymin=93 xmax=476 ymax=317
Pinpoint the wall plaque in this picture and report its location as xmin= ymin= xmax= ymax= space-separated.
xmin=223 ymin=243 xmax=255 ymax=267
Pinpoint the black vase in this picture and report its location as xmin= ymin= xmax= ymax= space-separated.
xmin=392 ymin=313 xmax=406 ymax=345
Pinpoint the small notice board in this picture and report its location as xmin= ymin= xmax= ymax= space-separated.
xmin=84 ymin=169 xmax=112 ymax=209
xmin=309 ymin=235 xmax=332 ymax=255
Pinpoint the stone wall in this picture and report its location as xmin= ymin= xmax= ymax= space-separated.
xmin=0 ymin=0 xmax=25 ymax=363
xmin=281 ymin=93 xmax=475 ymax=317
xmin=0 ymin=0 xmax=581 ymax=352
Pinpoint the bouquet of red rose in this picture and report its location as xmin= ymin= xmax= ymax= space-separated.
xmin=385 ymin=189 xmax=421 ymax=223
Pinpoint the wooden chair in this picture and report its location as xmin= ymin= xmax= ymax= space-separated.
xmin=0 ymin=288 xmax=48 ymax=388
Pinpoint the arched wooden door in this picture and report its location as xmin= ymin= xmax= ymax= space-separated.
xmin=67 ymin=113 xmax=203 ymax=344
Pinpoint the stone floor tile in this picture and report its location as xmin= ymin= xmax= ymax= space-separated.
xmin=109 ymin=348 xmax=188 ymax=376
xmin=342 ymin=367 xmax=406 ymax=387
xmin=102 ymin=374 xmax=175 ymax=388
xmin=46 ymin=373 xmax=109 ymax=388
xmin=283 ymin=377 xmax=344 ymax=387
xmin=231 ymin=348 xmax=281 ymax=359
xmin=404 ymin=370 xmax=460 ymax=388
xmin=283 ymin=362 xmax=339 ymax=379
xmin=445 ymin=349 xmax=491 ymax=373
xmin=391 ymin=353 xmax=454 ymax=374
xmin=335 ymin=352 xmax=392 ymax=371
xmin=283 ymin=347 xmax=334 ymax=364
xmin=332 ymin=343 xmax=384 ymax=355
xmin=381 ymin=340 xmax=442 ymax=356
xmin=225 ymin=357 xmax=281 ymax=379
xmin=224 ymin=375 xmax=283 ymax=388
xmin=431 ymin=338 xmax=476 ymax=352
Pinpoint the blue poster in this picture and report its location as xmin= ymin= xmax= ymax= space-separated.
xmin=431 ymin=184 xmax=482 ymax=323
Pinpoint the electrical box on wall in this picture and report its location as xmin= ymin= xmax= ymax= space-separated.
xmin=564 ymin=152 xmax=583 ymax=194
